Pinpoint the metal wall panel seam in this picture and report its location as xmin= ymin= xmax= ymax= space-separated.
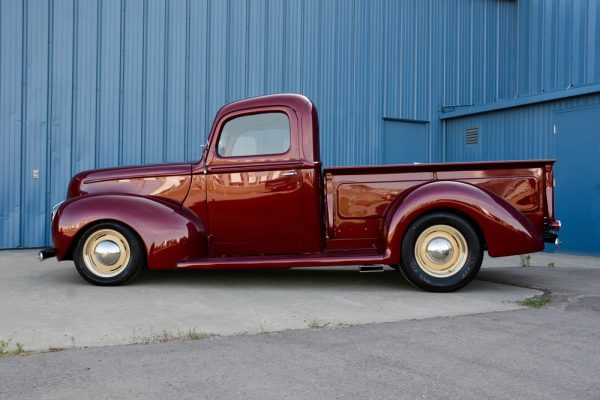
xmin=281 ymin=0 xmax=287 ymax=91
xmin=162 ymin=0 xmax=169 ymax=162
xmin=225 ymin=0 xmax=230 ymax=102
xmin=494 ymin=1 xmax=499 ymax=101
xmin=427 ymin=0 xmax=434 ymax=161
xmin=94 ymin=0 xmax=102 ymax=167
xmin=299 ymin=0 xmax=305 ymax=92
xmin=118 ymin=0 xmax=125 ymax=165
xmin=184 ymin=0 xmax=191 ymax=158
xmin=362 ymin=0 xmax=371 ymax=164
xmin=44 ymin=0 xmax=54 ymax=245
xmin=140 ymin=0 xmax=148 ymax=163
xmin=349 ymin=0 xmax=356 ymax=164
xmin=69 ymin=0 xmax=78 ymax=178
xmin=244 ymin=0 xmax=250 ymax=97
xmin=18 ymin=0 xmax=28 ymax=246
xmin=204 ymin=0 xmax=211 ymax=146
xmin=381 ymin=0 xmax=388 ymax=121
xmin=263 ymin=0 xmax=268 ymax=95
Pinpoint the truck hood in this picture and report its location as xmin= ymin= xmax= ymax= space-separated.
xmin=67 ymin=163 xmax=193 ymax=204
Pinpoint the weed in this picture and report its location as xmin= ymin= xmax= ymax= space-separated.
xmin=520 ymin=254 xmax=531 ymax=267
xmin=520 ymin=296 xmax=550 ymax=308
xmin=159 ymin=330 xmax=174 ymax=343
xmin=187 ymin=329 xmax=210 ymax=341
xmin=0 ymin=339 xmax=11 ymax=356
xmin=307 ymin=319 xmax=330 ymax=329
xmin=548 ymin=262 xmax=555 ymax=268
xmin=0 ymin=339 xmax=26 ymax=357
xmin=130 ymin=329 xmax=214 ymax=345
xmin=258 ymin=318 xmax=269 ymax=332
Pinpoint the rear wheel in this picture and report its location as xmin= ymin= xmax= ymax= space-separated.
xmin=74 ymin=222 xmax=144 ymax=285
xmin=398 ymin=212 xmax=483 ymax=292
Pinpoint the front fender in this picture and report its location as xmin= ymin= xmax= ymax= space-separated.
xmin=52 ymin=194 xmax=206 ymax=269
xmin=384 ymin=181 xmax=543 ymax=263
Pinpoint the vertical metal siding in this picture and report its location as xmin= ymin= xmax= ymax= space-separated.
xmin=1 ymin=0 xmax=600 ymax=248
xmin=0 ymin=0 xmax=24 ymax=248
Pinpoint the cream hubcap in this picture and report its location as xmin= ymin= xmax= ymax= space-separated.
xmin=83 ymin=229 xmax=130 ymax=278
xmin=414 ymin=225 xmax=468 ymax=277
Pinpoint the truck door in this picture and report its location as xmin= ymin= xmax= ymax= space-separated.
xmin=206 ymin=111 xmax=303 ymax=257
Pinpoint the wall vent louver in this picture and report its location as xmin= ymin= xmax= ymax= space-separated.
xmin=466 ymin=127 xmax=479 ymax=145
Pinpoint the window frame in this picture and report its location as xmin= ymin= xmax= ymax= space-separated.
xmin=207 ymin=105 xmax=300 ymax=168
xmin=216 ymin=111 xmax=292 ymax=159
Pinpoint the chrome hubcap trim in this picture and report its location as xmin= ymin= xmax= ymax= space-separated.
xmin=414 ymin=225 xmax=468 ymax=278
xmin=425 ymin=237 xmax=454 ymax=264
xmin=93 ymin=240 xmax=121 ymax=266
xmin=82 ymin=229 xmax=130 ymax=278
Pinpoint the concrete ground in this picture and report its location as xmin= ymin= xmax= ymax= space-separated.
xmin=0 ymin=251 xmax=599 ymax=399
xmin=0 ymin=250 xmax=547 ymax=351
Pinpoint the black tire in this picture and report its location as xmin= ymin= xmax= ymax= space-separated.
xmin=74 ymin=222 xmax=145 ymax=286
xmin=398 ymin=211 xmax=483 ymax=292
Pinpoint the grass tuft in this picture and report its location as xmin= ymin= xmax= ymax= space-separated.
xmin=0 ymin=339 xmax=26 ymax=357
xmin=307 ymin=319 xmax=330 ymax=329
xmin=130 ymin=328 xmax=215 ymax=345
xmin=520 ymin=296 xmax=550 ymax=308
xmin=520 ymin=254 xmax=532 ymax=267
xmin=187 ymin=329 xmax=211 ymax=341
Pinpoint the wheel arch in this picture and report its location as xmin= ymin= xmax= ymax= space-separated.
xmin=62 ymin=218 xmax=148 ymax=265
xmin=383 ymin=180 xmax=543 ymax=264
xmin=403 ymin=207 xmax=487 ymax=251
xmin=52 ymin=194 xmax=207 ymax=269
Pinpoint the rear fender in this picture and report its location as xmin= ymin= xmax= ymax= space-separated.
xmin=52 ymin=194 xmax=206 ymax=269
xmin=384 ymin=181 xmax=543 ymax=263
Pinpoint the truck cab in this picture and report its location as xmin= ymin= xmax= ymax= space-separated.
xmin=192 ymin=94 xmax=324 ymax=257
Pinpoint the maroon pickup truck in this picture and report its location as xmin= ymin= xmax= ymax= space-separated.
xmin=40 ymin=94 xmax=561 ymax=291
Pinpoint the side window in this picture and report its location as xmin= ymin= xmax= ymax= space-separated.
xmin=217 ymin=112 xmax=290 ymax=157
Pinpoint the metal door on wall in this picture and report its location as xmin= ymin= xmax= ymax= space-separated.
xmin=553 ymin=105 xmax=600 ymax=254
xmin=383 ymin=119 xmax=428 ymax=165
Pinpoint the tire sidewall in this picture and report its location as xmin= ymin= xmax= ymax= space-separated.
xmin=400 ymin=212 xmax=483 ymax=292
xmin=74 ymin=222 xmax=144 ymax=286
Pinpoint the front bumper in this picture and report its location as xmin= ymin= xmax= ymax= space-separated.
xmin=37 ymin=248 xmax=56 ymax=261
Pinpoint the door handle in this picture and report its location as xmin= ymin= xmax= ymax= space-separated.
xmin=281 ymin=170 xmax=298 ymax=177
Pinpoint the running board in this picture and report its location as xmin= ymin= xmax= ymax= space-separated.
xmin=176 ymin=253 xmax=386 ymax=270
xmin=359 ymin=265 xmax=385 ymax=273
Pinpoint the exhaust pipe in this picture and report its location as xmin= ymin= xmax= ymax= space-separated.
xmin=37 ymin=248 xmax=56 ymax=262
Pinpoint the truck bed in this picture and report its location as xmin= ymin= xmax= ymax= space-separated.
xmin=324 ymin=160 xmax=554 ymax=252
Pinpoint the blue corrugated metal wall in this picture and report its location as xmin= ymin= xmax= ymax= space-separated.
xmin=1 ymin=0 xmax=600 ymax=248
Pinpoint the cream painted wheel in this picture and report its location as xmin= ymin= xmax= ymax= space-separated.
xmin=74 ymin=222 xmax=144 ymax=285
xmin=82 ymin=229 xmax=131 ymax=278
xmin=414 ymin=225 xmax=468 ymax=278
xmin=399 ymin=212 xmax=483 ymax=292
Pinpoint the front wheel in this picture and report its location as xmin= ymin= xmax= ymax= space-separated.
xmin=74 ymin=222 xmax=145 ymax=285
xmin=398 ymin=212 xmax=483 ymax=292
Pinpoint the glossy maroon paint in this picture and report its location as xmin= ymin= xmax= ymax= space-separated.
xmin=53 ymin=194 xmax=205 ymax=268
xmin=67 ymin=163 xmax=192 ymax=203
xmin=51 ymin=93 xmax=559 ymax=271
